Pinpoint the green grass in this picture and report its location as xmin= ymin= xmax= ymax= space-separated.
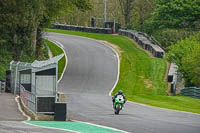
xmin=45 ymin=28 xmax=200 ymax=114
xmin=44 ymin=39 xmax=66 ymax=80
xmin=131 ymin=95 xmax=200 ymax=113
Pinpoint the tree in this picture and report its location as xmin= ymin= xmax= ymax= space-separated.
xmin=131 ymin=0 xmax=156 ymax=31
xmin=0 ymin=0 xmax=91 ymax=60
xmin=166 ymin=33 xmax=200 ymax=87
xmin=0 ymin=0 xmax=41 ymax=60
xmin=34 ymin=0 xmax=91 ymax=58
xmin=182 ymin=44 xmax=200 ymax=87
xmin=119 ymin=0 xmax=135 ymax=27
xmin=150 ymin=0 xmax=200 ymax=30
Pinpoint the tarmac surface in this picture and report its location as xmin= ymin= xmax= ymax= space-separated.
xmin=0 ymin=93 xmax=26 ymax=121
xmin=46 ymin=32 xmax=200 ymax=133
xmin=0 ymin=92 xmax=72 ymax=133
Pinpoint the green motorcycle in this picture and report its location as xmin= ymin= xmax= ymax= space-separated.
xmin=113 ymin=95 xmax=125 ymax=114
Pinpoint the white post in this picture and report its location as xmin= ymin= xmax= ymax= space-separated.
xmin=14 ymin=62 xmax=20 ymax=94
xmin=56 ymin=63 xmax=58 ymax=102
xmin=10 ymin=61 xmax=14 ymax=70
xmin=114 ymin=19 xmax=116 ymax=33
xmin=104 ymin=0 xmax=107 ymax=23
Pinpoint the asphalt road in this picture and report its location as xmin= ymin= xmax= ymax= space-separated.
xmin=0 ymin=93 xmax=72 ymax=133
xmin=0 ymin=121 xmax=73 ymax=133
xmin=46 ymin=32 xmax=200 ymax=133
xmin=0 ymin=93 xmax=26 ymax=121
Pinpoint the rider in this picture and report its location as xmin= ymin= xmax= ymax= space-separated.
xmin=112 ymin=90 xmax=127 ymax=104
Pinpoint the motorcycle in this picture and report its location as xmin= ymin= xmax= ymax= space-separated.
xmin=113 ymin=95 xmax=125 ymax=114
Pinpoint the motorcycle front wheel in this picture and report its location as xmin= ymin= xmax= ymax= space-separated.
xmin=114 ymin=104 xmax=121 ymax=115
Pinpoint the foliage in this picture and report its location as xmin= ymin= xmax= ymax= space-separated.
xmin=0 ymin=0 xmax=91 ymax=59
xmin=166 ymin=33 xmax=200 ymax=87
xmin=118 ymin=0 xmax=135 ymax=26
xmin=0 ymin=0 xmax=39 ymax=60
xmin=151 ymin=29 xmax=196 ymax=49
xmin=0 ymin=0 xmax=90 ymax=80
xmin=59 ymin=0 xmax=124 ymax=27
xmin=131 ymin=0 xmax=156 ymax=31
xmin=143 ymin=0 xmax=200 ymax=51
xmin=149 ymin=0 xmax=200 ymax=30
xmin=0 ymin=49 xmax=12 ymax=80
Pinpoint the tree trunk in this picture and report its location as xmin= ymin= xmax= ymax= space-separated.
xmin=124 ymin=0 xmax=132 ymax=27
xmin=125 ymin=13 xmax=131 ymax=26
xmin=12 ymin=33 xmax=22 ymax=61
xmin=138 ymin=6 xmax=144 ymax=31
xmin=31 ymin=27 xmax=37 ymax=55
xmin=36 ymin=28 xmax=42 ymax=59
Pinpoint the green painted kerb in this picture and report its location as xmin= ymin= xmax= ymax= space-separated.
xmin=25 ymin=121 xmax=124 ymax=133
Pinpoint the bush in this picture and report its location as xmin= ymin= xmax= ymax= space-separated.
xmin=151 ymin=29 xmax=197 ymax=50
xmin=166 ymin=32 xmax=200 ymax=87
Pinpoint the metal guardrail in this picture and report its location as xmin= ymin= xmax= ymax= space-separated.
xmin=180 ymin=87 xmax=200 ymax=99
xmin=53 ymin=24 xmax=113 ymax=34
xmin=168 ymin=63 xmax=178 ymax=95
xmin=0 ymin=80 xmax=5 ymax=92
xmin=118 ymin=29 xmax=164 ymax=58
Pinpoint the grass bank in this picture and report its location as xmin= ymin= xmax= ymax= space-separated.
xmin=44 ymin=39 xmax=66 ymax=80
xmin=45 ymin=28 xmax=200 ymax=114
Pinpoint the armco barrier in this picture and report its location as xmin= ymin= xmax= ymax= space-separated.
xmin=53 ymin=24 xmax=113 ymax=34
xmin=180 ymin=87 xmax=200 ymax=99
xmin=0 ymin=80 xmax=5 ymax=92
xmin=167 ymin=63 xmax=178 ymax=95
xmin=168 ymin=63 xmax=178 ymax=82
xmin=118 ymin=29 xmax=164 ymax=58
xmin=53 ymin=24 xmax=164 ymax=58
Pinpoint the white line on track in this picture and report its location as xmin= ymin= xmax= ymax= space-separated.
xmin=98 ymin=41 xmax=120 ymax=96
xmin=128 ymin=100 xmax=200 ymax=116
xmin=55 ymin=40 xmax=64 ymax=48
xmin=73 ymin=120 xmax=130 ymax=133
xmin=43 ymin=37 xmax=68 ymax=83
xmin=15 ymin=96 xmax=31 ymax=121
xmin=23 ymin=121 xmax=80 ymax=133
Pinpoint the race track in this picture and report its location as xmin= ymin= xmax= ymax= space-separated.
xmin=45 ymin=32 xmax=200 ymax=133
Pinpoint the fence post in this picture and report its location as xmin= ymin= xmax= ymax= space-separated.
xmin=14 ymin=62 xmax=20 ymax=95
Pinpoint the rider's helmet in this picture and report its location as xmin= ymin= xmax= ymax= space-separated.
xmin=118 ymin=90 xmax=123 ymax=95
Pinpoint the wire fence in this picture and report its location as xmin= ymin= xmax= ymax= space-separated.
xmin=10 ymin=61 xmax=32 ymax=94
xmin=20 ymin=84 xmax=55 ymax=113
xmin=20 ymin=84 xmax=36 ymax=112
xmin=10 ymin=54 xmax=64 ymax=114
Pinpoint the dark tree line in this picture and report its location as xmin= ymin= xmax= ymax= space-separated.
xmin=0 ymin=0 xmax=91 ymax=61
